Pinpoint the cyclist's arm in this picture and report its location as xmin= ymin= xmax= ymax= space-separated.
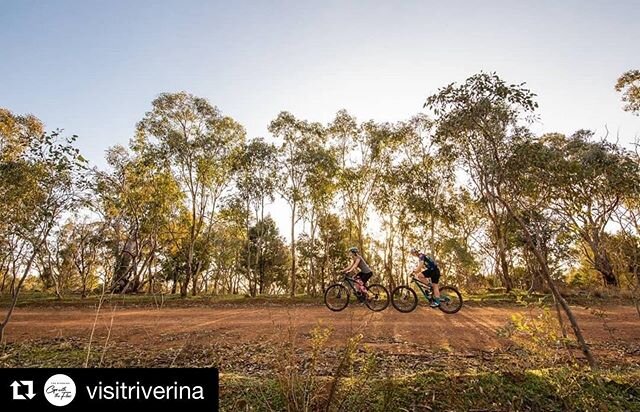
xmin=341 ymin=257 xmax=360 ymax=273
xmin=411 ymin=260 xmax=423 ymax=274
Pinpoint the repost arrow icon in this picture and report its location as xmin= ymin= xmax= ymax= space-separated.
xmin=10 ymin=381 xmax=25 ymax=400
xmin=21 ymin=381 xmax=35 ymax=399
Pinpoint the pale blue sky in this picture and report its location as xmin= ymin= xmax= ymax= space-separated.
xmin=1 ymin=1 xmax=639 ymax=240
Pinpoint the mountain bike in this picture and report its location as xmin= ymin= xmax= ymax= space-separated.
xmin=391 ymin=274 xmax=463 ymax=313
xmin=324 ymin=273 xmax=390 ymax=312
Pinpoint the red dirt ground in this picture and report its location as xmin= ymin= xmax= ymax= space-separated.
xmin=5 ymin=304 xmax=639 ymax=353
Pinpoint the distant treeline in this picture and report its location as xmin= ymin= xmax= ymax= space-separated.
xmin=1 ymin=71 xmax=639 ymax=300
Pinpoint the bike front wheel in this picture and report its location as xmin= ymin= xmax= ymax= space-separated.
xmin=365 ymin=284 xmax=390 ymax=311
xmin=391 ymin=285 xmax=418 ymax=313
xmin=438 ymin=286 xmax=463 ymax=314
xmin=324 ymin=284 xmax=350 ymax=312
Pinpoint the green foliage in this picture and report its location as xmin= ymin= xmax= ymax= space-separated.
xmin=242 ymin=217 xmax=290 ymax=294
xmin=222 ymin=369 xmax=640 ymax=412
xmin=5 ymin=70 xmax=640 ymax=300
xmin=496 ymin=307 xmax=569 ymax=361
xmin=615 ymin=69 xmax=640 ymax=115
xmin=134 ymin=92 xmax=245 ymax=296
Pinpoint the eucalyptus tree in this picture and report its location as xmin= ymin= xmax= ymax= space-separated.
xmin=316 ymin=213 xmax=351 ymax=290
xmin=540 ymin=131 xmax=640 ymax=286
xmin=371 ymin=117 xmax=427 ymax=287
xmin=501 ymin=131 xmax=604 ymax=365
xmin=0 ymin=109 xmax=87 ymax=341
xmin=234 ymin=138 xmax=278 ymax=296
xmin=615 ymin=69 xmax=640 ymax=115
xmin=66 ymin=221 xmax=104 ymax=297
xmin=373 ymin=161 xmax=406 ymax=288
xmin=424 ymin=73 xmax=534 ymax=291
xmin=438 ymin=189 xmax=484 ymax=289
xmin=36 ymin=220 xmax=104 ymax=298
xmin=95 ymin=144 xmax=184 ymax=293
xmin=36 ymin=224 xmax=76 ymax=298
xmin=329 ymin=113 xmax=399 ymax=257
xmin=0 ymin=109 xmax=45 ymax=295
xmin=242 ymin=217 xmax=289 ymax=295
xmin=136 ymin=92 xmax=245 ymax=296
xmin=392 ymin=114 xmax=459 ymax=284
xmin=269 ymin=111 xmax=325 ymax=296
xmin=425 ymin=73 xmax=596 ymax=367
xmin=612 ymin=147 xmax=640 ymax=311
xmin=301 ymin=143 xmax=338 ymax=295
xmin=327 ymin=110 xmax=359 ymax=244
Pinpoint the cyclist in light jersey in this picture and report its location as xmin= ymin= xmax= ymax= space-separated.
xmin=340 ymin=247 xmax=374 ymax=298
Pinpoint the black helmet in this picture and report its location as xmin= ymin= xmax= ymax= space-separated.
xmin=349 ymin=247 xmax=359 ymax=254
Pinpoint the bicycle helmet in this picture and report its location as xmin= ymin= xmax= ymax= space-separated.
xmin=348 ymin=247 xmax=359 ymax=254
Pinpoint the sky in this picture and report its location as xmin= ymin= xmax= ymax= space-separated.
xmin=1 ymin=0 xmax=639 ymax=240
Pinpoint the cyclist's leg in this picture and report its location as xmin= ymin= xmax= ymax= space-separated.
xmin=354 ymin=272 xmax=367 ymax=294
xmin=431 ymin=268 xmax=441 ymax=298
xmin=360 ymin=272 xmax=374 ymax=297
xmin=418 ymin=269 xmax=432 ymax=287
xmin=429 ymin=268 xmax=441 ymax=307
xmin=416 ymin=270 xmax=430 ymax=285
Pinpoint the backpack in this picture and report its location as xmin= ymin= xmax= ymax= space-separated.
xmin=422 ymin=255 xmax=437 ymax=271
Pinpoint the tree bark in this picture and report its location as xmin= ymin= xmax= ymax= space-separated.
xmin=593 ymin=247 xmax=617 ymax=286
xmin=0 ymin=232 xmax=49 ymax=343
xmin=496 ymin=227 xmax=513 ymax=292
xmin=290 ymin=201 xmax=297 ymax=297
xmin=258 ymin=197 xmax=266 ymax=295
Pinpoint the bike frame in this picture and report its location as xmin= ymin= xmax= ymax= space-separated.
xmin=337 ymin=274 xmax=369 ymax=302
xmin=342 ymin=275 xmax=362 ymax=292
xmin=410 ymin=275 xmax=435 ymax=302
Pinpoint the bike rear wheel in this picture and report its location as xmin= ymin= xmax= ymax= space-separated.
xmin=324 ymin=284 xmax=350 ymax=311
xmin=365 ymin=284 xmax=389 ymax=311
xmin=438 ymin=286 xmax=463 ymax=314
xmin=391 ymin=285 xmax=418 ymax=313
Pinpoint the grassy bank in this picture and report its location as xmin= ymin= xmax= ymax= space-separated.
xmin=221 ymin=368 xmax=640 ymax=411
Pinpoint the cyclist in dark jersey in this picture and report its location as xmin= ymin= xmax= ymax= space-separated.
xmin=411 ymin=247 xmax=441 ymax=307
xmin=340 ymin=247 xmax=374 ymax=299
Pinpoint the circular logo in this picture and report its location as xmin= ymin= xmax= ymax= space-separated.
xmin=44 ymin=374 xmax=76 ymax=407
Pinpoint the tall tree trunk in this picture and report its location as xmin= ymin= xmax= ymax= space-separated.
xmin=259 ymin=197 xmax=265 ymax=295
xmin=246 ymin=198 xmax=254 ymax=297
xmin=146 ymin=251 xmax=155 ymax=294
xmin=290 ymin=202 xmax=296 ymax=297
xmin=486 ymin=201 xmax=513 ymax=292
xmin=400 ymin=223 xmax=407 ymax=285
xmin=525 ymin=248 xmax=546 ymax=293
xmin=592 ymin=244 xmax=617 ymax=286
xmin=171 ymin=273 xmax=178 ymax=294
xmin=191 ymin=261 xmax=203 ymax=296
xmin=309 ymin=209 xmax=317 ymax=297
xmin=0 ymin=233 xmax=49 ymax=343
xmin=0 ymin=268 xmax=8 ymax=294
xmin=183 ymin=194 xmax=197 ymax=297
xmin=495 ymin=226 xmax=513 ymax=292
xmin=385 ymin=214 xmax=396 ymax=290
xmin=356 ymin=213 xmax=365 ymax=258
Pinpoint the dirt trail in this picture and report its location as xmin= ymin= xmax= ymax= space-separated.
xmin=5 ymin=304 xmax=639 ymax=352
